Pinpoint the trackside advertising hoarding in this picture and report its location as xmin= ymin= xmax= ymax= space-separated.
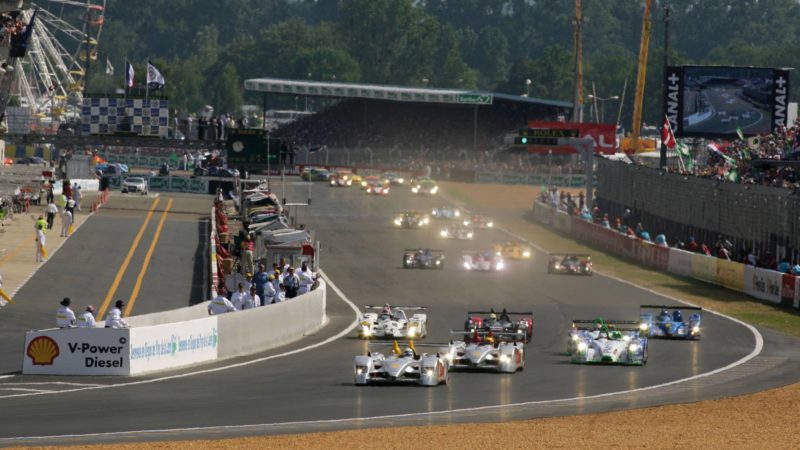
xmin=129 ymin=317 xmax=218 ymax=374
xmin=23 ymin=328 xmax=129 ymax=375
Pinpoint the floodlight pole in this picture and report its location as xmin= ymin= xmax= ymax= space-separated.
xmin=660 ymin=0 xmax=671 ymax=169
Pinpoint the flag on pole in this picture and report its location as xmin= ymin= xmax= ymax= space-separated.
xmin=125 ymin=60 xmax=134 ymax=88
xmin=661 ymin=115 xmax=676 ymax=150
xmin=146 ymin=60 xmax=165 ymax=90
xmin=105 ymin=57 xmax=114 ymax=76
xmin=9 ymin=8 xmax=36 ymax=58
xmin=736 ymin=126 xmax=745 ymax=141
xmin=707 ymin=143 xmax=737 ymax=165
xmin=676 ymin=141 xmax=693 ymax=170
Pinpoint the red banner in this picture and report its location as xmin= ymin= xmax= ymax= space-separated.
xmin=525 ymin=121 xmax=617 ymax=155
xmin=781 ymin=274 xmax=797 ymax=307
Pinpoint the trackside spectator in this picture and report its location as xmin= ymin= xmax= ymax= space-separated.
xmin=208 ymin=293 xmax=236 ymax=315
xmin=231 ymin=283 xmax=249 ymax=310
xmin=45 ymin=200 xmax=58 ymax=229
xmin=244 ymin=286 xmax=259 ymax=310
xmin=76 ymin=305 xmax=96 ymax=328
xmin=105 ymin=300 xmax=129 ymax=328
xmin=778 ymin=259 xmax=791 ymax=274
xmin=283 ymin=267 xmax=300 ymax=298
xmin=297 ymin=262 xmax=315 ymax=295
xmin=56 ymin=297 xmax=76 ymax=328
xmin=275 ymin=284 xmax=286 ymax=303
xmin=253 ymin=264 xmax=269 ymax=303
xmin=263 ymin=275 xmax=276 ymax=305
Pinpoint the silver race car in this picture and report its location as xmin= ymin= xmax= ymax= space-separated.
xmin=461 ymin=251 xmax=505 ymax=271
xmin=443 ymin=330 xmax=525 ymax=373
xmin=439 ymin=222 xmax=474 ymax=240
xmin=403 ymin=248 xmax=445 ymax=269
xmin=431 ymin=206 xmax=461 ymax=220
xmin=393 ymin=211 xmax=430 ymax=228
xmin=569 ymin=318 xmax=648 ymax=365
xmin=354 ymin=341 xmax=449 ymax=386
xmin=358 ymin=305 xmax=428 ymax=339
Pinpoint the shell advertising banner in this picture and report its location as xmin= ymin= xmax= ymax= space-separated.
xmin=23 ymin=328 xmax=129 ymax=375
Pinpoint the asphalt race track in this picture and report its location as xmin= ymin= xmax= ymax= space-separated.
xmin=0 ymin=182 xmax=798 ymax=446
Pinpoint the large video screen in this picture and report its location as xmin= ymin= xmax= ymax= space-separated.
xmin=664 ymin=65 xmax=790 ymax=139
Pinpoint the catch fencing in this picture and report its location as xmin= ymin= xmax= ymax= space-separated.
xmin=532 ymin=201 xmax=800 ymax=310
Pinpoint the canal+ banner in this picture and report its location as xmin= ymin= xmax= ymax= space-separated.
xmin=23 ymin=317 xmax=218 ymax=376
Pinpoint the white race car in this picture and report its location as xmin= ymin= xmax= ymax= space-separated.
xmin=358 ymin=305 xmax=428 ymax=339
xmin=354 ymin=341 xmax=449 ymax=386
xmin=439 ymin=223 xmax=474 ymax=240
xmin=431 ymin=206 xmax=461 ymax=219
xmin=462 ymin=251 xmax=505 ymax=271
xmin=569 ymin=319 xmax=648 ymax=365
xmin=443 ymin=330 xmax=525 ymax=373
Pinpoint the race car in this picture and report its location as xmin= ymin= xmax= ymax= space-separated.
xmin=443 ymin=330 xmax=525 ymax=373
xmin=547 ymin=253 xmax=592 ymax=276
xmin=358 ymin=305 xmax=428 ymax=339
xmin=569 ymin=318 xmax=648 ymax=365
xmin=300 ymin=167 xmax=331 ymax=181
xmin=439 ymin=223 xmax=473 ymax=240
xmin=431 ymin=206 xmax=461 ymax=219
xmin=403 ymin=248 xmax=445 ymax=269
xmin=411 ymin=178 xmax=439 ymax=195
xmin=567 ymin=318 xmax=642 ymax=355
xmin=354 ymin=340 xmax=449 ymax=386
xmin=366 ymin=180 xmax=390 ymax=195
xmin=350 ymin=173 xmax=364 ymax=186
xmin=462 ymin=251 xmax=505 ymax=272
xmin=359 ymin=175 xmax=382 ymax=190
xmin=393 ymin=211 xmax=430 ymax=228
xmin=462 ymin=214 xmax=494 ymax=229
xmin=639 ymin=305 xmax=702 ymax=340
xmin=493 ymin=241 xmax=532 ymax=259
xmin=381 ymin=172 xmax=405 ymax=185
xmin=329 ymin=170 xmax=354 ymax=187
xmin=463 ymin=309 xmax=533 ymax=343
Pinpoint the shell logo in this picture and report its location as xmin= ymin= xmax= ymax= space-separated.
xmin=27 ymin=336 xmax=60 ymax=366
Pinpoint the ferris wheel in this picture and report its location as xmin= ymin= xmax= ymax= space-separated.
xmin=16 ymin=0 xmax=106 ymax=117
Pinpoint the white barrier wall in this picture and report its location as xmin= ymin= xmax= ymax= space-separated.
xmin=129 ymin=317 xmax=218 ymax=375
xmin=22 ymin=282 xmax=327 ymax=375
xmin=23 ymin=328 xmax=129 ymax=376
xmin=667 ymin=248 xmax=693 ymax=277
xmin=744 ymin=266 xmax=783 ymax=304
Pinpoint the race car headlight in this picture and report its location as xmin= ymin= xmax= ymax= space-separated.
xmin=405 ymin=367 xmax=414 ymax=373
xmin=486 ymin=354 xmax=494 ymax=361
xmin=499 ymin=355 xmax=510 ymax=363
xmin=398 ymin=178 xmax=404 ymax=184
xmin=571 ymin=334 xmax=580 ymax=342
xmin=467 ymin=233 xmax=473 ymax=239
xmin=425 ymin=369 xmax=433 ymax=376
xmin=361 ymin=326 xmax=371 ymax=336
xmin=361 ymin=181 xmax=367 ymax=187
xmin=435 ymin=260 xmax=441 ymax=265
xmin=495 ymin=262 xmax=505 ymax=271
xmin=367 ymin=188 xmax=372 ymax=193
xmin=496 ymin=251 xmax=502 ymax=256
xmin=692 ymin=326 xmax=700 ymax=333
xmin=346 ymin=180 xmax=352 ymax=186
xmin=412 ymin=187 xmax=419 ymax=193
xmin=623 ymin=335 xmax=631 ymax=342
xmin=487 ymin=222 xmax=494 ymax=228
xmin=464 ymin=262 xmax=471 ymax=270
xmin=432 ymin=210 xmax=438 ymax=216
xmin=463 ymin=221 xmax=470 ymax=226
xmin=355 ymin=365 xmax=367 ymax=375
xmin=394 ymin=219 xmax=402 ymax=226
xmin=628 ymin=344 xmax=639 ymax=352
xmin=639 ymin=323 xmax=649 ymax=331
xmin=454 ymin=210 xmax=461 ymax=217
xmin=577 ymin=342 xmax=588 ymax=351
xmin=407 ymin=327 xmax=416 ymax=336
xmin=330 ymin=180 xmax=336 ymax=185
xmin=422 ymin=218 xmax=429 ymax=225
xmin=523 ymin=251 xmax=531 ymax=258
xmin=431 ymin=186 xmax=438 ymax=194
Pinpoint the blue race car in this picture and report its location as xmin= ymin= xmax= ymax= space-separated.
xmin=639 ymin=305 xmax=702 ymax=340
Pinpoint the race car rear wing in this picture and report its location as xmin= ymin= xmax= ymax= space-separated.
xmin=467 ymin=311 xmax=534 ymax=317
xmin=395 ymin=211 xmax=425 ymax=216
xmin=549 ymin=253 xmax=591 ymax=258
xmin=640 ymin=304 xmax=703 ymax=311
xmin=404 ymin=249 xmax=445 ymax=254
xmin=571 ymin=319 xmax=641 ymax=331
xmin=449 ymin=330 xmax=528 ymax=340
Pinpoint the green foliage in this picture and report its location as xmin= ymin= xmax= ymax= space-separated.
xmin=97 ymin=0 xmax=800 ymax=125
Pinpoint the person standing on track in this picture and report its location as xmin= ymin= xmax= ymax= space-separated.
xmin=56 ymin=297 xmax=76 ymax=328
xmin=76 ymin=305 xmax=96 ymax=328
xmin=104 ymin=300 xmax=129 ymax=328
xmin=45 ymin=200 xmax=58 ymax=229
xmin=60 ymin=207 xmax=73 ymax=237
xmin=35 ymin=219 xmax=47 ymax=263
xmin=73 ymin=185 xmax=82 ymax=212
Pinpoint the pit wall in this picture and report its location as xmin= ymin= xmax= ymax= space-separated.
xmin=22 ymin=280 xmax=327 ymax=376
xmin=532 ymin=202 xmax=800 ymax=310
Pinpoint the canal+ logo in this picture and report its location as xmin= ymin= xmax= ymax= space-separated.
xmin=26 ymin=336 xmax=60 ymax=366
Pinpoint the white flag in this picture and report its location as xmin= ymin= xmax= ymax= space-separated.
xmin=105 ymin=57 xmax=114 ymax=76
xmin=146 ymin=60 xmax=165 ymax=90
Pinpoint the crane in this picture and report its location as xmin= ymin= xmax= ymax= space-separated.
xmin=630 ymin=0 xmax=652 ymax=153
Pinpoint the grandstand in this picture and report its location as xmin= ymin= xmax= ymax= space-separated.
xmin=244 ymin=78 xmax=572 ymax=160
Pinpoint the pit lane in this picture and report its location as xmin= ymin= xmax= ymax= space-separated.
xmin=0 ymin=181 xmax=797 ymax=446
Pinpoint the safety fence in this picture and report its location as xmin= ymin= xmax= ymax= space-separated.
xmin=22 ymin=280 xmax=327 ymax=376
xmin=532 ymin=202 xmax=800 ymax=310
xmin=473 ymin=171 xmax=591 ymax=188
xmin=106 ymin=175 xmax=209 ymax=194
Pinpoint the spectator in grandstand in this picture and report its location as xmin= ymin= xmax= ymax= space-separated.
xmin=764 ymin=252 xmax=777 ymax=271
xmin=600 ymin=214 xmax=610 ymax=228
xmin=792 ymin=262 xmax=800 ymax=276
xmin=778 ymin=258 xmax=791 ymax=274
xmin=745 ymin=248 xmax=758 ymax=266
xmin=208 ymin=293 xmax=236 ymax=315
xmin=76 ymin=305 xmax=96 ymax=328
xmin=687 ymin=237 xmax=699 ymax=253
xmin=655 ymin=234 xmax=668 ymax=248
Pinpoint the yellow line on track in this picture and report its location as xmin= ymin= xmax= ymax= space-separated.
xmin=124 ymin=198 xmax=172 ymax=317
xmin=96 ymin=197 xmax=160 ymax=319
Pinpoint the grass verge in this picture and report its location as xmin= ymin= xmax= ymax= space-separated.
xmin=441 ymin=181 xmax=800 ymax=337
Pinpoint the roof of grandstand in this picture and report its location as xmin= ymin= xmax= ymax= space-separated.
xmin=243 ymin=77 xmax=573 ymax=109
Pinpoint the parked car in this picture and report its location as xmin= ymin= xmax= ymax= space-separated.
xmin=121 ymin=176 xmax=148 ymax=195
